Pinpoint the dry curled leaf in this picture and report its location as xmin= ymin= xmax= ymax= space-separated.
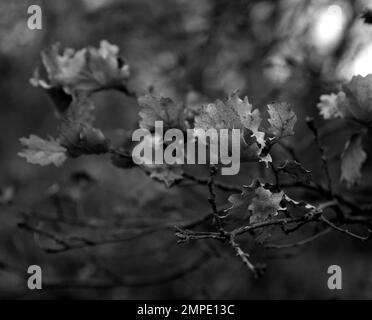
xmin=31 ymin=40 xmax=130 ymax=96
xmin=18 ymin=135 xmax=67 ymax=167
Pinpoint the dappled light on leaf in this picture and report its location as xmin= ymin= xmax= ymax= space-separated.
xmin=194 ymin=93 xmax=269 ymax=163
xmin=267 ymin=102 xmax=297 ymax=139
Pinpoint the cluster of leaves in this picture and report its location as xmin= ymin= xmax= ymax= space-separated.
xmin=193 ymin=94 xmax=296 ymax=166
xmin=318 ymin=75 xmax=372 ymax=186
xmin=20 ymin=41 xmax=130 ymax=168
xmin=30 ymin=40 xmax=130 ymax=97
xmin=20 ymin=40 xmax=299 ymax=190
xmin=19 ymin=96 xmax=109 ymax=165
xmin=228 ymin=181 xmax=285 ymax=224
xmin=18 ymin=41 xmax=318 ymax=227
xmin=18 ymin=40 xmax=372 ymax=275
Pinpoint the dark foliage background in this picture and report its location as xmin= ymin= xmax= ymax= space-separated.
xmin=1 ymin=0 xmax=372 ymax=299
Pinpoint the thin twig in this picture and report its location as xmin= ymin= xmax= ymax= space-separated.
xmin=232 ymin=216 xmax=307 ymax=237
xmin=175 ymin=228 xmax=225 ymax=243
xmin=182 ymin=172 xmax=242 ymax=193
xmin=207 ymin=166 xmax=224 ymax=232
xmin=320 ymin=215 xmax=372 ymax=241
xmin=229 ymin=236 xmax=259 ymax=278
xmin=17 ymin=210 xmax=216 ymax=253
xmin=265 ymin=228 xmax=332 ymax=249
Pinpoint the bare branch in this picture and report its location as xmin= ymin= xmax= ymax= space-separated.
xmin=175 ymin=228 xmax=225 ymax=243
xmin=17 ymin=209 xmax=216 ymax=253
xmin=320 ymin=215 xmax=372 ymax=242
xmin=265 ymin=228 xmax=332 ymax=249
xmin=229 ymin=236 xmax=259 ymax=278
xmin=207 ymin=166 xmax=224 ymax=232
xmin=182 ymin=172 xmax=242 ymax=193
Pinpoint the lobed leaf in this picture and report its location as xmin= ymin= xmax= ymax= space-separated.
xmin=267 ymin=102 xmax=297 ymax=139
xmin=248 ymin=187 xmax=285 ymax=223
xmin=194 ymin=92 xmax=268 ymax=163
xmin=317 ymin=93 xmax=344 ymax=120
xmin=138 ymin=95 xmax=186 ymax=131
xmin=18 ymin=135 xmax=67 ymax=167
xmin=318 ymin=75 xmax=372 ymax=126
xmin=227 ymin=181 xmax=259 ymax=216
xmin=31 ymin=41 xmax=130 ymax=96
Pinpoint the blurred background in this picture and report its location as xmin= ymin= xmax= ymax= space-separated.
xmin=1 ymin=0 xmax=372 ymax=299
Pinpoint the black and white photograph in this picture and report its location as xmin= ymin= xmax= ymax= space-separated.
xmin=1 ymin=0 xmax=372 ymax=305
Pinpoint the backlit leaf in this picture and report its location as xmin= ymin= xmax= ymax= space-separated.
xmin=194 ymin=93 xmax=267 ymax=163
xmin=267 ymin=102 xmax=296 ymax=138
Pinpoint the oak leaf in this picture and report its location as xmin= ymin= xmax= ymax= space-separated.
xmin=31 ymin=41 xmax=130 ymax=96
xmin=18 ymin=135 xmax=67 ymax=167
xmin=318 ymin=75 xmax=372 ymax=126
xmin=267 ymin=102 xmax=297 ymax=138
xmin=194 ymin=93 xmax=267 ymax=163
xmin=138 ymin=95 xmax=186 ymax=131
xmin=248 ymin=187 xmax=285 ymax=223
